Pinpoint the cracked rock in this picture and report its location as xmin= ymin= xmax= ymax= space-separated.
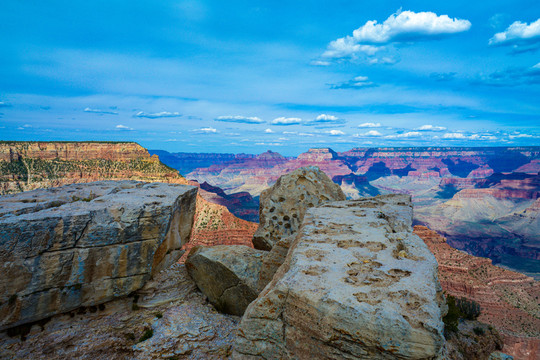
xmin=0 ymin=180 xmax=197 ymax=331
xmin=186 ymin=245 xmax=266 ymax=316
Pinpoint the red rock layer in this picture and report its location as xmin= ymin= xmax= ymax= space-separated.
xmin=181 ymin=195 xmax=258 ymax=262
xmin=0 ymin=141 xmax=150 ymax=162
xmin=414 ymin=226 xmax=540 ymax=360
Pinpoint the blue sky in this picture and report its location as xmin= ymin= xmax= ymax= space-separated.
xmin=1 ymin=0 xmax=539 ymax=155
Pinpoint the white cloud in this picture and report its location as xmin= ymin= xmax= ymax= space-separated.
xmin=271 ymin=117 xmax=302 ymax=125
xmin=115 ymin=124 xmax=133 ymax=130
xmin=264 ymin=128 xmax=274 ymax=133
xmin=386 ymin=131 xmax=422 ymax=138
xmin=84 ymin=107 xmax=118 ymax=115
xmin=192 ymin=127 xmax=217 ymax=133
xmin=355 ymin=130 xmax=383 ymax=137
xmin=332 ymin=76 xmax=376 ymax=89
xmin=415 ymin=124 xmax=447 ymax=131
xmin=489 ymin=18 xmax=540 ymax=45
xmin=310 ymin=60 xmax=331 ymax=66
xmin=323 ymin=10 xmax=471 ymax=59
xmin=533 ymin=62 xmax=540 ymax=69
xmin=215 ymin=115 xmax=264 ymax=124
xmin=443 ymin=132 xmax=467 ymax=139
xmin=316 ymin=114 xmax=338 ymax=121
xmin=358 ymin=122 xmax=381 ymax=128
xmin=509 ymin=133 xmax=533 ymax=139
xmin=469 ymin=134 xmax=497 ymax=140
xmin=299 ymin=132 xmax=315 ymax=137
xmin=327 ymin=130 xmax=346 ymax=136
xmin=255 ymin=142 xmax=283 ymax=146
xmin=134 ymin=111 xmax=182 ymax=119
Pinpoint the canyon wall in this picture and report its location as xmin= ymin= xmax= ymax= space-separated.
xmin=0 ymin=141 xmax=187 ymax=195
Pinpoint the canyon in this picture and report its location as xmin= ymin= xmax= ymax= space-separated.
xmin=154 ymin=146 xmax=540 ymax=278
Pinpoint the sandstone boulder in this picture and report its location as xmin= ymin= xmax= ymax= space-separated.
xmin=186 ymin=245 xmax=266 ymax=316
xmin=234 ymin=195 xmax=447 ymax=359
xmin=0 ymin=180 xmax=197 ymax=330
xmin=252 ymin=166 xmax=345 ymax=251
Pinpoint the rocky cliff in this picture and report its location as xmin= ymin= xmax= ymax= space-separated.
xmin=0 ymin=141 xmax=187 ymax=195
xmin=415 ymin=226 xmax=540 ymax=360
xmin=0 ymin=180 xmax=197 ymax=331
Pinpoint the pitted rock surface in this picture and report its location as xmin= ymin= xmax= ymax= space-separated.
xmin=0 ymin=180 xmax=197 ymax=330
xmin=186 ymin=245 xmax=266 ymax=316
xmin=234 ymin=194 xmax=447 ymax=360
xmin=252 ymin=166 xmax=345 ymax=251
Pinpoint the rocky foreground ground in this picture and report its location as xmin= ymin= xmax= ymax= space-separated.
xmin=0 ymin=165 xmax=533 ymax=359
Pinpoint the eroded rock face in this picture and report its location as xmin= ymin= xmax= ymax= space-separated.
xmin=0 ymin=180 xmax=197 ymax=331
xmin=186 ymin=245 xmax=266 ymax=316
xmin=252 ymin=166 xmax=345 ymax=251
xmin=234 ymin=195 xmax=447 ymax=360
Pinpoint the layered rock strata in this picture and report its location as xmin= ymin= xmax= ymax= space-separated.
xmin=0 ymin=180 xmax=197 ymax=330
xmin=0 ymin=141 xmax=187 ymax=195
xmin=252 ymin=166 xmax=345 ymax=251
xmin=186 ymin=246 xmax=266 ymax=316
xmin=415 ymin=226 xmax=540 ymax=360
xmin=234 ymin=195 xmax=447 ymax=359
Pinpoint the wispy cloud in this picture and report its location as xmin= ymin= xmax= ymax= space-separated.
xmin=191 ymin=127 xmax=217 ymax=133
xmin=489 ymin=18 xmax=540 ymax=46
xmin=271 ymin=117 xmax=302 ymax=125
xmin=322 ymin=10 xmax=471 ymax=61
xmin=415 ymin=124 xmax=447 ymax=131
xmin=358 ymin=122 xmax=381 ymax=128
xmin=305 ymin=114 xmax=346 ymax=126
xmin=327 ymin=129 xmax=346 ymax=136
xmin=134 ymin=111 xmax=182 ymax=118
xmin=215 ymin=115 xmax=264 ymax=124
xmin=116 ymin=124 xmax=134 ymax=130
xmin=355 ymin=130 xmax=383 ymax=137
xmin=430 ymin=72 xmax=456 ymax=82
xmin=475 ymin=63 xmax=540 ymax=86
xmin=386 ymin=131 xmax=422 ymax=138
xmin=0 ymin=101 xmax=11 ymax=108
xmin=331 ymin=76 xmax=377 ymax=89
xmin=310 ymin=60 xmax=331 ymax=66
xmin=84 ymin=107 xmax=118 ymax=115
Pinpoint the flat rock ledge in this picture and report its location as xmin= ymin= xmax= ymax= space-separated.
xmin=0 ymin=180 xmax=197 ymax=330
xmin=234 ymin=194 xmax=447 ymax=360
xmin=186 ymin=245 xmax=266 ymax=316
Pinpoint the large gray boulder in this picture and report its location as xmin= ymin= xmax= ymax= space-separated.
xmin=186 ymin=245 xmax=266 ymax=316
xmin=234 ymin=195 xmax=447 ymax=359
xmin=252 ymin=166 xmax=345 ymax=251
xmin=0 ymin=180 xmax=197 ymax=330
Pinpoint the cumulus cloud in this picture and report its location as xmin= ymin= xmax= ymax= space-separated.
xmin=264 ymin=128 xmax=274 ymax=133
xmin=215 ymin=115 xmax=264 ymax=124
xmin=84 ymin=107 xmax=118 ymax=115
xmin=327 ymin=130 xmax=346 ymax=136
xmin=191 ymin=127 xmax=217 ymax=133
xmin=271 ymin=117 xmax=302 ymax=125
xmin=359 ymin=122 xmax=381 ymax=128
xmin=415 ymin=124 xmax=447 ymax=131
xmin=509 ymin=133 xmax=534 ymax=139
xmin=331 ymin=76 xmax=377 ymax=89
xmin=355 ymin=130 xmax=383 ymax=137
xmin=115 ymin=124 xmax=133 ymax=131
xmin=489 ymin=18 xmax=540 ymax=46
xmin=134 ymin=111 xmax=182 ymax=119
xmin=322 ymin=10 xmax=471 ymax=60
xmin=305 ymin=114 xmax=346 ymax=126
xmin=443 ymin=132 xmax=467 ymax=139
xmin=386 ymin=131 xmax=422 ymax=138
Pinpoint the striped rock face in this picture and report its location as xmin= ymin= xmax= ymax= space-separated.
xmin=234 ymin=194 xmax=447 ymax=360
xmin=0 ymin=180 xmax=197 ymax=331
